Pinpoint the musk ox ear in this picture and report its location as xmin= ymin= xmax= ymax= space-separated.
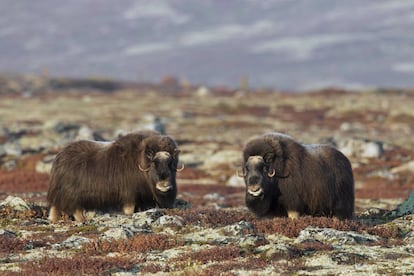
xmin=113 ymin=141 xmax=126 ymax=157
xmin=266 ymin=137 xmax=290 ymax=178
xmin=263 ymin=152 xmax=275 ymax=164
xmin=173 ymin=149 xmax=180 ymax=158
xmin=145 ymin=149 xmax=155 ymax=161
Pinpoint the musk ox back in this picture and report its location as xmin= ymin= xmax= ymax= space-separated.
xmin=47 ymin=130 xmax=183 ymax=222
xmin=240 ymin=132 xmax=354 ymax=219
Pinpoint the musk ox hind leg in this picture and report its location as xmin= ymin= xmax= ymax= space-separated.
xmin=73 ymin=209 xmax=86 ymax=222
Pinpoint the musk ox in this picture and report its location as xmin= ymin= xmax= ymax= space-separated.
xmin=239 ymin=132 xmax=354 ymax=219
xmin=47 ymin=130 xmax=183 ymax=222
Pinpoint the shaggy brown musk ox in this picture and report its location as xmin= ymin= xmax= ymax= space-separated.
xmin=47 ymin=130 xmax=183 ymax=222
xmin=239 ymin=132 xmax=354 ymax=219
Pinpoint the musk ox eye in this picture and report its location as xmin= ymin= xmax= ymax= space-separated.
xmin=264 ymin=153 xmax=275 ymax=164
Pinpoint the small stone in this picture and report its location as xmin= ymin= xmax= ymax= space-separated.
xmin=156 ymin=215 xmax=183 ymax=227
xmin=104 ymin=227 xmax=133 ymax=240
xmin=2 ymin=142 xmax=22 ymax=156
xmin=0 ymin=196 xmax=30 ymax=211
xmin=227 ymin=174 xmax=245 ymax=187
xmin=55 ymin=235 xmax=90 ymax=249
xmin=296 ymin=227 xmax=380 ymax=246
xmin=336 ymin=137 xmax=383 ymax=158
xmin=391 ymin=161 xmax=414 ymax=174
xmin=0 ymin=229 xmax=16 ymax=238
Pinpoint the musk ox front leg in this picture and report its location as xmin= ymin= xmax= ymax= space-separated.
xmin=122 ymin=203 xmax=135 ymax=215
xmin=48 ymin=206 xmax=85 ymax=223
xmin=48 ymin=206 xmax=60 ymax=222
xmin=287 ymin=210 xmax=300 ymax=219
xmin=73 ymin=209 xmax=86 ymax=222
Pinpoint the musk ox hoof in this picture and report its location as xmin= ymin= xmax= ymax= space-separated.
xmin=123 ymin=203 xmax=135 ymax=215
xmin=287 ymin=211 xmax=300 ymax=219
xmin=73 ymin=209 xmax=86 ymax=222
xmin=48 ymin=206 xmax=59 ymax=223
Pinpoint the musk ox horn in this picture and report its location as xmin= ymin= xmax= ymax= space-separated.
xmin=138 ymin=164 xmax=151 ymax=172
xmin=176 ymin=163 xmax=185 ymax=172
xmin=267 ymin=169 xmax=276 ymax=178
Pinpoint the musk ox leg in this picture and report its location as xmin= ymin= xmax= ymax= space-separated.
xmin=73 ymin=209 xmax=86 ymax=222
xmin=287 ymin=210 xmax=300 ymax=219
xmin=48 ymin=206 xmax=60 ymax=222
xmin=123 ymin=203 xmax=135 ymax=215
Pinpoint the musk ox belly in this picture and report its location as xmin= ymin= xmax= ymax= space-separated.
xmin=76 ymin=183 xmax=124 ymax=211
xmin=50 ymin=175 xmax=126 ymax=214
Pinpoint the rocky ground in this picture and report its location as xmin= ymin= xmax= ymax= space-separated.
xmin=1 ymin=75 xmax=414 ymax=275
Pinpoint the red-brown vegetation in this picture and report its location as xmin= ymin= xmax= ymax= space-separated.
xmin=0 ymin=170 xmax=49 ymax=194
xmin=84 ymin=234 xmax=182 ymax=255
xmin=21 ymin=254 xmax=136 ymax=275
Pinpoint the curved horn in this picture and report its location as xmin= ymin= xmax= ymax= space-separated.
xmin=138 ymin=164 xmax=150 ymax=172
xmin=267 ymin=169 xmax=276 ymax=178
xmin=237 ymin=169 xmax=247 ymax=177
xmin=176 ymin=163 xmax=185 ymax=172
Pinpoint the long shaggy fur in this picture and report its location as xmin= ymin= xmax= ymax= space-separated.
xmin=47 ymin=130 xmax=180 ymax=222
xmin=242 ymin=132 xmax=354 ymax=219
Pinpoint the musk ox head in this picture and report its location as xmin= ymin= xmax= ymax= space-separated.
xmin=137 ymin=134 xmax=183 ymax=207
xmin=239 ymin=133 xmax=291 ymax=216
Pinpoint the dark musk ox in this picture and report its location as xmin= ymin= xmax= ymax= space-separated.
xmin=47 ymin=130 xmax=183 ymax=222
xmin=239 ymin=132 xmax=354 ymax=219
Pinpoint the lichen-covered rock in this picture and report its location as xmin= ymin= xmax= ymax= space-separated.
xmin=0 ymin=196 xmax=30 ymax=211
xmin=295 ymin=227 xmax=380 ymax=246
xmin=103 ymin=227 xmax=134 ymax=240
xmin=0 ymin=229 xmax=17 ymax=238
xmin=54 ymin=235 xmax=90 ymax=249
xmin=336 ymin=137 xmax=384 ymax=158
xmin=389 ymin=190 xmax=414 ymax=217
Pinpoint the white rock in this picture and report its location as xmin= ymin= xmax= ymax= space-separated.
xmin=55 ymin=235 xmax=90 ymax=249
xmin=104 ymin=227 xmax=133 ymax=240
xmin=296 ymin=227 xmax=380 ymax=246
xmin=75 ymin=126 xmax=95 ymax=140
xmin=196 ymin=86 xmax=211 ymax=97
xmin=35 ymin=162 xmax=52 ymax=174
xmin=156 ymin=215 xmax=183 ymax=227
xmin=2 ymin=142 xmax=22 ymax=156
xmin=226 ymin=174 xmax=245 ymax=187
xmin=0 ymin=196 xmax=30 ymax=211
xmin=0 ymin=229 xmax=16 ymax=238
xmin=202 ymin=150 xmax=240 ymax=170
xmin=337 ymin=137 xmax=383 ymax=158
xmin=391 ymin=161 xmax=414 ymax=174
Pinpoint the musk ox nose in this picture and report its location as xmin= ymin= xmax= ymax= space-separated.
xmin=248 ymin=175 xmax=261 ymax=185
xmin=247 ymin=184 xmax=263 ymax=197
xmin=156 ymin=181 xmax=172 ymax=193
